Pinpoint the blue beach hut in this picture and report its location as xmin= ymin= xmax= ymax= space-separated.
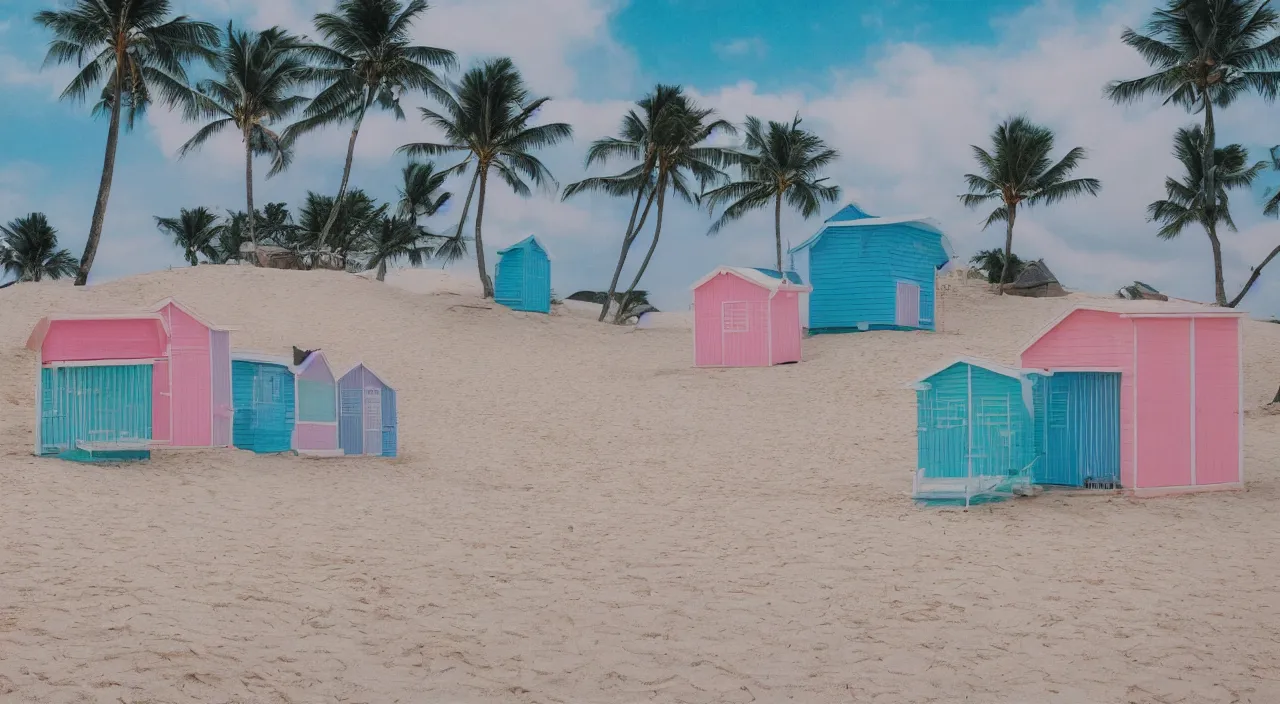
xmin=230 ymin=353 xmax=296 ymax=454
xmin=909 ymin=357 xmax=1040 ymax=505
xmin=338 ymin=363 xmax=397 ymax=457
xmin=494 ymin=235 xmax=552 ymax=313
xmin=788 ymin=203 xmax=954 ymax=333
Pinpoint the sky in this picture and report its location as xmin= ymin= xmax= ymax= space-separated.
xmin=1 ymin=0 xmax=1278 ymax=314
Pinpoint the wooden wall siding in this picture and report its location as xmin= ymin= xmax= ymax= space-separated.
xmin=808 ymin=224 xmax=943 ymax=331
xmin=494 ymin=237 xmax=552 ymax=313
xmin=210 ymin=330 xmax=233 ymax=448
xmin=39 ymin=364 xmax=154 ymax=455
xmin=163 ymin=303 xmax=213 ymax=448
xmin=1135 ymin=318 xmax=1193 ymax=488
xmin=1193 ymin=318 xmax=1241 ymax=485
xmin=231 ymin=361 xmax=296 ymax=454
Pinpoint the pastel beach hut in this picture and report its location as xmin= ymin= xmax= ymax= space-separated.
xmin=150 ymin=298 xmax=234 ymax=449
xmin=692 ymin=266 xmax=811 ymax=368
xmin=338 ymin=364 xmax=398 ymax=457
xmin=494 ymin=235 xmax=552 ymax=313
xmin=26 ymin=312 xmax=169 ymax=458
xmin=1019 ymin=303 xmax=1244 ymax=496
xmin=787 ymin=203 xmax=954 ymax=333
xmin=292 ymin=349 xmax=341 ymax=456
xmin=909 ymin=358 xmax=1039 ymax=506
xmin=230 ymin=352 xmax=296 ymax=454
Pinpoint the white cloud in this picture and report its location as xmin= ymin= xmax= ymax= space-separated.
xmin=713 ymin=37 xmax=768 ymax=60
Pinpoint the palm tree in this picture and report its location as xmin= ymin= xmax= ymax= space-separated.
xmin=398 ymin=161 xmax=454 ymax=220
xmin=34 ymin=0 xmax=219 ymax=286
xmin=959 ymin=116 xmax=1101 ymax=294
xmin=364 ymin=215 xmax=434 ymax=281
xmin=612 ymin=92 xmax=737 ymax=322
xmin=563 ymin=84 xmax=684 ymax=321
xmin=701 ymin=114 xmax=841 ymax=272
xmin=255 ymin=202 xmax=297 ymax=246
xmin=179 ymin=23 xmax=310 ymax=249
xmin=210 ymin=210 xmax=248 ymax=263
xmin=1107 ymin=0 xmax=1280 ymax=303
xmin=399 ymin=57 xmax=574 ymax=298
xmin=1147 ymin=126 xmax=1266 ymax=304
xmin=154 ymin=207 xmax=223 ymax=265
xmin=288 ymin=0 xmax=456 ymax=250
xmin=0 ymin=213 xmax=80 ymax=283
xmin=969 ymin=248 xmax=1027 ymax=284
xmin=294 ymin=189 xmax=386 ymax=264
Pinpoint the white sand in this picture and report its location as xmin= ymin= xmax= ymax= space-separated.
xmin=2 ymin=265 xmax=1280 ymax=703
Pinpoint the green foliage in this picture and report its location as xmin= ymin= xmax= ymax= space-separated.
xmin=154 ymin=207 xmax=222 ymax=265
xmin=294 ymin=189 xmax=386 ymax=258
xmin=969 ymin=249 xmax=1026 ymax=284
xmin=1147 ymin=126 xmax=1266 ymax=240
xmin=0 ymin=213 xmax=79 ymax=282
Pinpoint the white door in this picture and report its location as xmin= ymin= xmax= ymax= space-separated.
xmin=896 ymin=281 xmax=920 ymax=328
xmin=363 ymin=388 xmax=382 ymax=456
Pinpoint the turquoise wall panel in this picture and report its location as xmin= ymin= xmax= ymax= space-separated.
xmin=39 ymin=365 xmax=153 ymax=455
xmin=297 ymin=378 xmax=336 ymax=422
xmin=1034 ymin=372 xmax=1122 ymax=486
xmin=232 ymin=361 xmax=295 ymax=454
xmin=916 ymin=363 xmax=1035 ymax=480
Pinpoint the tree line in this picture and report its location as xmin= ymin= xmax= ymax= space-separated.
xmin=2 ymin=0 xmax=1279 ymax=319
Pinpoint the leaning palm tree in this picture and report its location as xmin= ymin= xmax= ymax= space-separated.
xmin=34 ymin=0 xmax=220 ymax=285
xmin=154 ymin=207 xmax=223 ymax=265
xmin=0 ymin=213 xmax=80 ymax=283
xmin=288 ymin=0 xmax=456 ymax=250
xmin=179 ymin=23 xmax=310 ymax=249
xmin=959 ymin=116 xmax=1102 ymax=294
xmin=363 ymin=215 xmax=434 ymax=281
xmin=399 ymin=57 xmax=574 ymax=298
xmin=1107 ymin=0 xmax=1280 ymax=302
xmin=701 ymin=114 xmax=841 ymax=273
xmin=612 ymin=92 xmax=737 ymax=322
xmin=562 ymin=84 xmax=684 ymax=321
xmin=1148 ymin=126 xmax=1266 ymax=303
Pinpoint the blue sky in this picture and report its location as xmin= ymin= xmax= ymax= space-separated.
xmin=1 ymin=0 xmax=1278 ymax=315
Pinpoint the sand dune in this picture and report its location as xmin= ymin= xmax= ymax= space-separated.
xmin=2 ymin=265 xmax=1279 ymax=703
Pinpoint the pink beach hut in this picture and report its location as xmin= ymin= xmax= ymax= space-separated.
xmin=151 ymin=299 xmax=234 ymax=448
xmin=1020 ymin=303 xmax=1244 ymax=496
xmin=692 ymin=266 xmax=811 ymax=367
xmin=26 ymin=312 xmax=170 ymax=456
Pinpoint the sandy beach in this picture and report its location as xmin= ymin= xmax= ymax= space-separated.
xmin=2 ymin=265 xmax=1279 ymax=703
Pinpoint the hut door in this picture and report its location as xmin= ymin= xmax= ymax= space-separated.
xmin=152 ymin=360 xmax=171 ymax=444
xmin=721 ymin=300 xmax=770 ymax=366
xmin=1038 ymin=372 xmax=1121 ymax=487
xmin=895 ymin=282 xmax=920 ymax=328
xmin=363 ymin=388 xmax=382 ymax=456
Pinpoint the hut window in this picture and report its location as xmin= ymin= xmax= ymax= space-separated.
xmin=341 ymin=390 xmax=363 ymax=415
xmin=722 ymin=301 xmax=750 ymax=333
xmin=977 ymin=397 xmax=1011 ymax=428
xmin=1049 ymin=390 xmax=1069 ymax=428
xmin=934 ymin=399 xmax=965 ymax=428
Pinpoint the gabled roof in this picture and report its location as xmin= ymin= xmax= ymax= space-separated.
xmin=788 ymin=213 xmax=956 ymax=264
xmin=690 ymin=266 xmax=813 ymax=294
xmin=1018 ymin=302 xmax=1247 ymax=356
xmin=343 ymin=362 xmax=392 ymax=389
xmin=750 ymin=267 xmax=804 ymax=285
xmin=151 ymin=298 xmax=234 ymax=331
xmin=907 ymin=356 xmax=1026 ymax=389
xmin=497 ymin=235 xmax=551 ymax=260
xmin=26 ymin=312 xmax=169 ymax=352
xmin=231 ymin=351 xmax=295 ymax=369
xmin=826 ymin=202 xmax=875 ymax=222
xmin=295 ymin=349 xmax=332 ymax=375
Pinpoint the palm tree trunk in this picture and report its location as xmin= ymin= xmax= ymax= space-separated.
xmin=75 ymin=77 xmax=124 ymax=286
xmin=1227 ymin=244 xmax=1280 ymax=307
xmin=774 ymin=191 xmax=784 ymax=273
xmin=600 ymin=185 xmax=657 ymax=322
xmin=318 ymin=91 xmax=372 ymax=250
xmin=614 ymin=174 xmax=668 ymax=323
xmin=474 ymin=164 xmax=494 ymax=298
xmin=376 ymin=258 xmax=388 ymax=282
xmin=1201 ymin=94 xmax=1227 ymax=306
xmin=244 ymin=126 xmax=258 ymax=250
xmin=997 ymin=204 xmax=1017 ymax=294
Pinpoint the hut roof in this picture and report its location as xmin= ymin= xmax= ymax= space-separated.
xmin=231 ymin=351 xmax=295 ymax=369
xmin=750 ymin=267 xmax=804 ymax=285
xmin=1019 ymin=303 xmax=1247 ymax=356
xmin=907 ymin=356 xmax=1026 ymax=389
xmin=294 ymin=348 xmax=331 ymax=374
xmin=343 ymin=362 xmax=391 ymax=389
xmin=151 ymin=298 xmax=233 ymax=331
xmin=788 ymin=209 xmax=955 ymax=264
xmin=497 ymin=235 xmax=552 ymax=260
xmin=1007 ymin=259 xmax=1060 ymax=290
xmin=26 ymin=312 xmax=169 ymax=352
xmin=690 ymin=266 xmax=813 ymax=294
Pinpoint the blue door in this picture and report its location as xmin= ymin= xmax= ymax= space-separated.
xmin=381 ymin=387 xmax=397 ymax=457
xmin=1035 ymin=372 xmax=1121 ymax=486
xmin=232 ymin=361 xmax=295 ymax=453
